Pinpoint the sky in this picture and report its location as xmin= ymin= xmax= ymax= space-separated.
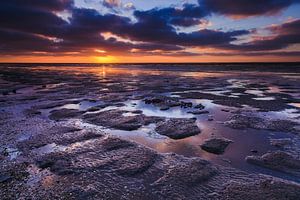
xmin=0 ymin=0 xmax=300 ymax=63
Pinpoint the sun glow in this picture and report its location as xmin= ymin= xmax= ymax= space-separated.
xmin=94 ymin=56 xmax=118 ymax=63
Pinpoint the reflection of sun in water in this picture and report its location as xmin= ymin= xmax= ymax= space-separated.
xmin=95 ymin=56 xmax=118 ymax=63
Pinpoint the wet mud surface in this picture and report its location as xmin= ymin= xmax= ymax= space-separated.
xmin=0 ymin=64 xmax=300 ymax=199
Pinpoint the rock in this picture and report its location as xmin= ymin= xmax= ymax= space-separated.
xmin=155 ymin=118 xmax=201 ymax=139
xmin=49 ymin=108 xmax=85 ymax=121
xmin=201 ymin=137 xmax=233 ymax=154
xmin=187 ymin=110 xmax=209 ymax=115
xmin=144 ymin=96 xmax=182 ymax=109
xmin=180 ymin=101 xmax=193 ymax=108
xmin=194 ymin=104 xmax=205 ymax=110
xmin=84 ymin=109 xmax=164 ymax=131
xmin=270 ymin=138 xmax=292 ymax=148
xmin=144 ymin=96 xmax=194 ymax=110
xmin=246 ymin=151 xmax=300 ymax=176
xmin=144 ymin=97 xmax=163 ymax=104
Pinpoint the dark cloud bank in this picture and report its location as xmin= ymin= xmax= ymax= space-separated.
xmin=0 ymin=0 xmax=299 ymax=58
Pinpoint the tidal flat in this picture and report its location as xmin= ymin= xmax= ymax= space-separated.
xmin=0 ymin=63 xmax=300 ymax=199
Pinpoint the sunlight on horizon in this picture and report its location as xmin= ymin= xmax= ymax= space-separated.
xmin=94 ymin=56 xmax=119 ymax=63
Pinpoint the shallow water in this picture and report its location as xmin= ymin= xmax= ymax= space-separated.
xmin=50 ymin=96 xmax=300 ymax=181
xmin=1 ymin=64 xmax=300 ymax=182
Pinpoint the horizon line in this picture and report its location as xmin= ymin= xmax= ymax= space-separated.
xmin=1 ymin=62 xmax=300 ymax=64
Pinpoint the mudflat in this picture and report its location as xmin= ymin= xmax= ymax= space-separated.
xmin=0 ymin=63 xmax=300 ymax=199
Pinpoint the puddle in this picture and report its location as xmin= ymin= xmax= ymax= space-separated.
xmin=98 ymin=100 xmax=195 ymax=118
xmin=122 ymin=112 xmax=139 ymax=117
xmin=26 ymin=77 xmax=300 ymax=182
xmin=131 ymin=101 xmax=194 ymax=118
xmin=257 ymin=108 xmax=300 ymax=121
xmin=60 ymin=100 xmax=100 ymax=111
xmin=39 ymin=100 xmax=101 ymax=117
xmin=1 ymin=147 xmax=21 ymax=160
xmin=227 ymin=79 xmax=250 ymax=88
xmin=65 ymin=91 xmax=298 ymax=182
xmin=72 ymin=96 xmax=299 ymax=182
xmin=246 ymin=89 xmax=265 ymax=96
xmin=253 ymin=97 xmax=276 ymax=100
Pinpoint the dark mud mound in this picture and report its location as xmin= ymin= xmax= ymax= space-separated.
xmin=225 ymin=114 xmax=299 ymax=134
xmin=153 ymin=157 xmax=217 ymax=186
xmin=144 ymin=95 xmax=193 ymax=110
xmin=36 ymin=137 xmax=158 ymax=177
xmin=33 ymin=136 xmax=221 ymax=199
xmin=201 ymin=138 xmax=233 ymax=154
xmin=246 ymin=151 xmax=300 ymax=176
xmin=155 ymin=118 xmax=201 ymax=139
xmin=220 ymin=178 xmax=300 ymax=200
xmin=84 ymin=109 xmax=164 ymax=131
xmin=49 ymin=108 xmax=85 ymax=121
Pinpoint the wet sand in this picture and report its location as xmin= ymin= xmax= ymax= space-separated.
xmin=0 ymin=64 xmax=300 ymax=199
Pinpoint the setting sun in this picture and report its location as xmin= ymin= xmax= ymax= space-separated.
xmin=94 ymin=56 xmax=119 ymax=63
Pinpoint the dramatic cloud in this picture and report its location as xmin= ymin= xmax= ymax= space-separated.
xmin=223 ymin=19 xmax=300 ymax=51
xmin=200 ymin=0 xmax=300 ymax=18
xmin=113 ymin=5 xmax=247 ymax=46
xmin=1 ymin=0 xmax=73 ymax=11
xmin=0 ymin=0 xmax=70 ymax=37
xmin=0 ymin=0 xmax=299 ymax=60
xmin=133 ymin=4 xmax=209 ymax=28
